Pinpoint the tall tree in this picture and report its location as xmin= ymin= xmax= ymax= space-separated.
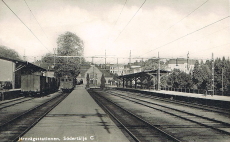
xmin=214 ymin=58 xmax=222 ymax=91
xmin=199 ymin=64 xmax=212 ymax=90
xmin=160 ymin=75 xmax=168 ymax=88
xmin=57 ymin=31 xmax=84 ymax=56
xmin=100 ymin=73 xmax=106 ymax=89
xmin=192 ymin=60 xmax=202 ymax=89
xmin=55 ymin=32 xmax=84 ymax=77
xmin=226 ymin=59 xmax=230 ymax=94
xmin=113 ymin=73 xmax=119 ymax=81
xmin=0 ymin=46 xmax=21 ymax=60
xmin=168 ymin=69 xmax=192 ymax=89
xmin=86 ymin=73 xmax=90 ymax=88
xmin=143 ymin=59 xmax=166 ymax=71
xmin=38 ymin=32 xmax=84 ymax=78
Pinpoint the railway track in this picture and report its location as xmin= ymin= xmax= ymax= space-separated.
xmin=0 ymin=97 xmax=24 ymax=105
xmin=107 ymin=90 xmax=230 ymax=135
xmin=0 ymin=97 xmax=34 ymax=110
xmin=90 ymin=89 xmax=230 ymax=141
xmin=116 ymin=89 xmax=230 ymax=116
xmin=0 ymin=92 xmax=69 ymax=142
xmin=88 ymin=89 xmax=181 ymax=142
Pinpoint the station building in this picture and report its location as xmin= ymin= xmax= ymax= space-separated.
xmin=0 ymin=56 xmax=46 ymax=90
xmin=77 ymin=65 xmax=114 ymax=87
xmin=167 ymin=58 xmax=196 ymax=74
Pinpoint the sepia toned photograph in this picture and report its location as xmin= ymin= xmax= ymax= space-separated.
xmin=0 ymin=0 xmax=229 ymax=141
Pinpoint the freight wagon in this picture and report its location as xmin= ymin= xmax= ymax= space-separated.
xmin=21 ymin=74 xmax=59 ymax=97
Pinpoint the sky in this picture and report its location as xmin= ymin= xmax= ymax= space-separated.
xmin=0 ymin=0 xmax=229 ymax=64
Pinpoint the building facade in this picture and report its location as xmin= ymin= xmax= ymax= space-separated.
xmin=0 ymin=59 xmax=15 ymax=89
xmin=77 ymin=65 xmax=113 ymax=87
xmin=110 ymin=64 xmax=125 ymax=75
xmin=167 ymin=58 xmax=196 ymax=73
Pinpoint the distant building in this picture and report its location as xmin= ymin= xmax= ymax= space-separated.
xmin=0 ymin=58 xmax=16 ymax=89
xmin=129 ymin=66 xmax=143 ymax=74
xmin=45 ymin=71 xmax=55 ymax=78
xmin=109 ymin=63 xmax=144 ymax=76
xmin=0 ymin=56 xmax=46 ymax=89
xmin=123 ymin=65 xmax=143 ymax=75
xmin=167 ymin=58 xmax=196 ymax=73
xmin=77 ymin=65 xmax=114 ymax=87
xmin=110 ymin=64 xmax=125 ymax=75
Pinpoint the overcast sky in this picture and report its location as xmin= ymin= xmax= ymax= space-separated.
xmin=0 ymin=0 xmax=229 ymax=63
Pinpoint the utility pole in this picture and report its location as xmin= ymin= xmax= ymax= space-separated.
xmin=93 ymin=65 xmax=95 ymax=87
xmin=129 ymin=50 xmax=131 ymax=64
xmin=117 ymin=58 xmax=119 ymax=75
xmin=23 ymin=49 xmax=26 ymax=61
xmin=92 ymin=56 xmax=94 ymax=64
xmin=105 ymin=50 xmax=106 ymax=70
xmin=53 ymin=48 xmax=56 ymax=66
xmin=187 ymin=51 xmax=189 ymax=72
xmin=142 ymin=58 xmax=144 ymax=67
xmin=222 ymin=68 xmax=224 ymax=96
xmin=212 ymin=53 xmax=214 ymax=96
xmin=158 ymin=52 xmax=160 ymax=91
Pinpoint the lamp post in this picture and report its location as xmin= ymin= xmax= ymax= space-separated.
xmin=212 ymin=53 xmax=214 ymax=96
xmin=222 ymin=68 xmax=224 ymax=96
xmin=158 ymin=52 xmax=160 ymax=91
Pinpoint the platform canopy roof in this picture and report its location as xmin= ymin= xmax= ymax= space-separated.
xmin=0 ymin=56 xmax=46 ymax=72
xmin=118 ymin=69 xmax=170 ymax=79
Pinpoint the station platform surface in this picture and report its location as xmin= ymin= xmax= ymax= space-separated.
xmin=116 ymin=87 xmax=230 ymax=102
xmin=22 ymin=85 xmax=130 ymax=142
xmin=145 ymin=89 xmax=230 ymax=102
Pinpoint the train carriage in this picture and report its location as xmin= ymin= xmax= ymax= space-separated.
xmin=60 ymin=75 xmax=75 ymax=92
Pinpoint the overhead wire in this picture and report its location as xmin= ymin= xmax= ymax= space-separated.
xmin=133 ymin=0 xmax=210 ymax=58
xmin=113 ymin=0 xmax=127 ymax=28
xmin=105 ymin=0 xmax=127 ymax=52
xmin=136 ymin=15 xmax=230 ymax=58
xmin=113 ymin=0 xmax=146 ymax=42
xmin=170 ymin=25 xmax=230 ymax=59
xmin=154 ymin=0 xmax=210 ymax=40
xmin=189 ymin=42 xmax=230 ymax=56
xmin=23 ymin=0 xmax=49 ymax=40
xmin=1 ymin=0 xmax=51 ymax=53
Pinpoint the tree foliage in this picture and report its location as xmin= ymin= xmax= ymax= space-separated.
xmin=0 ymin=46 xmax=21 ymax=60
xmin=164 ymin=57 xmax=230 ymax=95
xmin=143 ymin=59 xmax=167 ymax=71
xmin=86 ymin=73 xmax=90 ymax=88
xmin=57 ymin=31 xmax=84 ymax=56
xmin=214 ymin=57 xmax=230 ymax=92
xmin=55 ymin=32 xmax=84 ymax=77
xmin=39 ymin=32 xmax=84 ymax=78
xmin=100 ymin=73 xmax=106 ymax=89
xmin=113 ymin=73 xmax=119 ymax=81
xmin=192 ymin=60 xmax=212 ymax=90
xmin=167 ymin=69 xmax=192 ymax=89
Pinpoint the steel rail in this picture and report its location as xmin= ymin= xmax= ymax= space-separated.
xmin=108 ymin=91 xmax=230 ymax=135
xmin=90 ymin=90 xmax=182 ymax=142
xmin=90 ymin=91 xmax=141 ymax=142
xmin=0 ymin=92 xmax=63 ymax=130
xmin=115 ymin=89 xmax=230 ymax=115
xmin=12 ymin=93 xmax=69 ymax=142
xmin=0 ymin=97 xmax=24 ymax=105
xmin=0 ymin=98 xmax=34 ymax=110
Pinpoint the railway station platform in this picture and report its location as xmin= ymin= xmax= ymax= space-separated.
xmin=116 ymin=87 xmax=230 ymax=109
xmin=22 ymin=85 xmax=130 ymax=142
